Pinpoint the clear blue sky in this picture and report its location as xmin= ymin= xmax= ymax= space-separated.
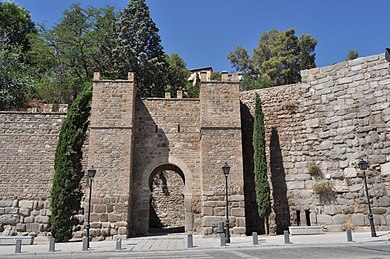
xmin=6 ymin=0 xmax=390 ymax=72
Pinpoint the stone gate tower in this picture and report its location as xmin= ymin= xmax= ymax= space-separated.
xmin=88 ymin=71 xmax=246 ymax=238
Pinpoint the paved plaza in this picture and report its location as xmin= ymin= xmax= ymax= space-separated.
xmin=0 ymin=231 xmax=389 ymax=257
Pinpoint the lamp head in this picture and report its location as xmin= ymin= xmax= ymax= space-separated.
xmin=222 ymin=162 xmax=230 ymax=176
xmin=358 ymin=158 xmax=368 ymax=170
xmin=385 ymin=48 xmax=390 ymax=62
xmin=88 ymin=166 xmax=97 ymax=178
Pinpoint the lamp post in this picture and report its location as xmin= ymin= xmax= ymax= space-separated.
xmin=86 ymin=166 xmax=97 ymax=248
xmin=222 ymin=162 xmax=231 ymax=243
xmin=358 ymin=158 xmax=377 ymax=237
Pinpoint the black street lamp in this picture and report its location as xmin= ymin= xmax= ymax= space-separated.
xmin=358 ymin=158 xmax=377 ymax=237
xmin=222 ymin=162 xmax=231 ymax=243
xmin=86 ymin=166 xmax=97 ymax=248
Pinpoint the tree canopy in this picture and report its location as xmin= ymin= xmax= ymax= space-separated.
xmin=228 ymin=28 xmax=317 ymax=89
xmin=346 ymin=50 xmax=358 ymax=61
xmin=113 ymin=0 xmax=168 ymax=97
xmin=0 ymin=2 xmax=37 ymax=53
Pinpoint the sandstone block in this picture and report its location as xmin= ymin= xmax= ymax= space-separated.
xmin=5 ymin=207 xmax=18 ymax=214
xmin=0 ymin=200 xmax=13 ymax=207
xmin=91 ymin=222 xmax=102 ymax=228
xmin=24 ymin=216 xmax=34 ymax=223
xmin=95 ymin=205 xmax=106 ymax=213
xmin=231 ymin=208 xmax=245 ymax=217
xmin=380 ymin=162 xmax=390 ymax=176
xmin=19 ymin=200 xmax=34 ymax=210
xmin=379 ymin=197 xmax=390 ymax=207
xmin=118 ymin=227 xmax=127 ymax=235
xmin=0 ymin=215 xmax=18 ymax=224
xmin=232 ymin=227 xmax=246 ymax=235
xmin=352 ymin=214 xmax=365 ymax=226
xmin=332 ymin=214 xmax=346 ymax=224
xmin=202 ymin=207 xmax=213 ymax=216
xmin=114 ymin=221 xmax=128 ymax=228
xmin=26 ymin=223 xmax=42 ymax=232
xmin=35 ymin=215 xmax=49 ymax=224
xmin=349 ymin=184 xmax=363 ymax=192
xmin=108 ymin=214 xmax=122 ymax=222
xmin=344 ymin=168 xmax=357 ymax=178
xmin=19 ymin=208 xmax=30 ymax=217
xmin=100 ymin=213 xmax=108 ymax=222
xmin=316 ymin=214 xmax=332 ymax=225
xmin=202 ymin=216 xmax=224 ymax=227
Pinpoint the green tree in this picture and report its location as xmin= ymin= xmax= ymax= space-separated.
xmin=166 ymin=53 xmax=190 ymax=97
xmin=27 ymin=4 xmax=116 ymax=103
xmin=346 ymin=50 xmax=358 ymax=61
xmin=50 ymin=84 xmax=92 ymax=242
xmin=0 ymin=42 xmax=33 ymax=110
xmin=0 ymin=2 xmax=37 ymax=53
xmin=228 ymin=29 xmax=317 ymax=88
xmin=253 ymin=93 xmax=271 ymax=233
xmin=113 ymin=0 xmax=168 ymax=97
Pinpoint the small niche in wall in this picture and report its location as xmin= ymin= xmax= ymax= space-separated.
xmin=178 ymin=124 xmax=181 ymax=133
xmin=305 ymin=210 xmax=311 ymax=226
xmin=296 ymin=210 xmax=301 ymax=226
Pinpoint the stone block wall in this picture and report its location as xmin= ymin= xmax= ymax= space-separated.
xmin=86 ymin=72 xmax=136 ymax=239
xmin=240 ymin=54 xmax=390 ymax=232
xmin=199 ymin=72 xmax=246 ymax=235
xmin=131 ymin=97 xmax=201 ymax=235
xmin=0 ymin=112 xmax=65 ymax=236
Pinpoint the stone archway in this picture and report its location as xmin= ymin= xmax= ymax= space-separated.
xmin=131 ymin=156 xmax=194 ymax=236
xmin=148 ymin=164 xmax=185 ymax=233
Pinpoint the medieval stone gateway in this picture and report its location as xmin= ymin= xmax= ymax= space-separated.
xmin=88 ymin=71 xmax=246 ymax=237
xmin=0 ymin=54 xmax=389 ymax=240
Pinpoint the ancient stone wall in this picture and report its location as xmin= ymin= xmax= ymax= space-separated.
xmin=199 ymin=72 xmax=246 ymax=235
xmin=240 ymin=54 xmax=390 ymax=232
xmin=131 ymin=96 xmax=201 ymax=235
xmin=86 ymin=72 xmax=136 ymax=239
xmin=0 ymin=112 xmax=66 ymax=236
xmin=1 ymin=53 xmax=389 ymax=239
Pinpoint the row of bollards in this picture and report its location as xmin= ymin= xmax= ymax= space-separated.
xmin=13 ymin=229 xmax=356 ymax=254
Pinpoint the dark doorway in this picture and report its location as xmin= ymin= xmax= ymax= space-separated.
xmin=149 ymin=166 xmax=185 ymax=235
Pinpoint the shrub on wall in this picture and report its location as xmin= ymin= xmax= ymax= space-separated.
xmin=307 ymin=161 xmax=321 ymax=176
xmin=313 ymin=181 xmax=333 ymax=195
xmin=50 ymin=83 xmax=92 ymax=242
xmin=253 ymin=93 xmax=271 ymax=231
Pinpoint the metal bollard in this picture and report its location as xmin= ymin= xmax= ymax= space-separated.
xmin=252 ymin=232 xmax=258 ymax=245
xmin=15 ymin=239 xmax=22 ymax=253
xmin=217 ymin=221 xmax=225 ymax=234
xmin=346 ymin=229 xmax=353 ymax=242
xmin=284 ymin=230 xmax=290 ymax=244
xmin=220 ymin=232 xmax=226 ymax=246
xmin=116 ymin=238 xmax=122 ymax=250
xmin=186 ymin=234 xmax=193 ymax=248
xmin=82 ymin=237 xmax=88 ymax=251
xmin=49 ymin=238 xmax=55 ymax=252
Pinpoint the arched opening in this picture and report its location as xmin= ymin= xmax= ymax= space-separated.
xmin=148 ymin=164 xmax=185 ymax=234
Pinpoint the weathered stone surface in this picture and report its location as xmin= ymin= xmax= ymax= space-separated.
xmin=352 ymin=214 xmax=365 ymax=226
xmin=317 ymin=214 xmax=332 ymax=225
xmin=0 ymin=215 xmax=18 ymax=224
xmin=1 ymin=54 xmax=390 ymax=240
xmin=380 ymin=162 xmax=390 ymax=176
xmin=19 ymin=200 xmax=33 ymax=210
xmin=344 ymin=168 xmax=357 ymax=178
xmin=332 ymin=214 xmax=346 ymax=224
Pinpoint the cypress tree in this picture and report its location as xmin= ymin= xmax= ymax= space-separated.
xmin=253 ymin=93 xmax=271 ymax=232
xmin=113 ymin=0 xmax=168 ymax=97
xmin=50 ymin=84 xmax=92 ymax=242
